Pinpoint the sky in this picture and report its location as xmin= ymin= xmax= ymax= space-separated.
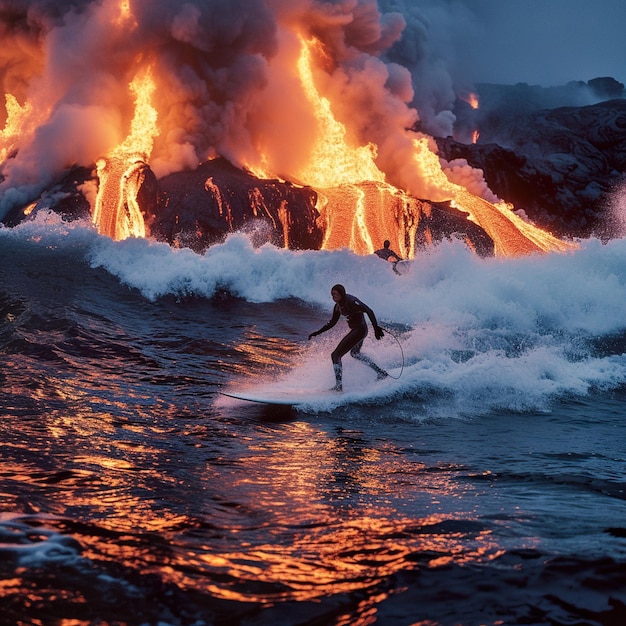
xmin=454 ymin=0 xmax=626 ymax=87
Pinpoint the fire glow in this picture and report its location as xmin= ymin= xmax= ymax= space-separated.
xmin=0 ymin=0 xmax=576 ymax=258
xmin=465 ymin=92 xmax=480 ymax=110
xmin=290 ymin=36 xmax=574 ymax=257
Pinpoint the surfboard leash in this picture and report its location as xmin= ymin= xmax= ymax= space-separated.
xmin=381 ymin=325 xmax=404 ymax=380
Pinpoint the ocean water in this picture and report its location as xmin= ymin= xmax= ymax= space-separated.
xmin=1 ymin=213 xmax=625 ymax=626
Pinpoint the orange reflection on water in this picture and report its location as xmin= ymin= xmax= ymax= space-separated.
xmin=6 ymin=370 xmax=508 ymax=611
xmin=47 ymin=407 xmax=503 ymax=605
xmin=0 ymin=578 xmax=22 ymax=594
xmin=227 ymin=329 xmax=304 ymax=378
xmin=335 ymin=590 xmax=393 ymax=626
xmin=144 ymin=422 xmax=503 ymax=604
xmin=165 ymin=510 xmax=500 ymax=604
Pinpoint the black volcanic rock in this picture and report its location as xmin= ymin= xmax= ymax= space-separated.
xmin=416 ymin=201 xmax=494 ymax=257
xmin=4 ymin=84 xmax=626 ymax=252
xmin=1 ymin=165 xmax=93 ymax=227
xmin=459 ymin=78 xmax=625 ymax=122
xmin=588 ymin=77 xmax=625 ymax=100
xmin=130 ymin=162 xmax=159 ymax=232
xmin=0 ymin=156 xmax=495 ymax=256
xmin=151 ymin=157 xmax=324 ymax=252
xmin=438 ymin=97 xmax=626 ymax=239
xmin=152 ymin=158 xmax=495 ymax=256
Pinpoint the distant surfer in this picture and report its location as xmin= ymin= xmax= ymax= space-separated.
xmin=308 ymin=284 xmax=388 ymax=392
xmin=374 ymin=240 xmax=403 ymax=274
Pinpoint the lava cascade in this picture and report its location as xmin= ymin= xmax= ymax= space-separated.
xmin=288 ymin=36 xmax=575 ymax=258
xmin=92 ymin=67 xmax=158 ymax=240
xmin=0 ymin=0 xmax=578 ymax=258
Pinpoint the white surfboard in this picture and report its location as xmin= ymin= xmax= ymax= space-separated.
xmin=220 ymin=366 xmax=404 ymax=407
xmin=220 ymin=388 xmax=338 ymax=406
xmin=393 ymin=259 xmax=412 ymax=274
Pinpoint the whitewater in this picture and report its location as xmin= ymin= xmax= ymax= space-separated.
xmin=1 ymin=214 xmax=625 ymax=625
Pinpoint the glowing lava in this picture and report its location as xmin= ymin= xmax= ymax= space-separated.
xmin=92 ymin=67 xmax=158 ymax=240
xmin=1 ymin=96 xmax=27 ymax=163
xmin=0 ymin=94 xmax=45 ymax=165
xmin=294 ymin=36 xmax=576 ymax=258
xmin=465 ymin=92 xmax=479 ymax=110
xmin=0 ymin=4 xmax=578 ymax=259
xmin=461 ymin=92 xmax=480 ymax=143
xmin=293 ymin=36 xmax=414 ymax=257
xmin=294 ymin=37 xmax=386 ymax=189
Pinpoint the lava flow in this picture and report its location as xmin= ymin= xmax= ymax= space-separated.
xmin=289 ymin=36 xmax=576 ymax=258
xmin=92 ymin=67 xmax=158 ymax=240
xmin=0 ymin=96 xmax=35 ymax=164
xmin=291 ymin=35 xmax=409 ymax=256
xmin=0 ymin=0 xmax=578 ymax=258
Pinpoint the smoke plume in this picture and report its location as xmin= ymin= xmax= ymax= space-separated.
xmin=0 ymin=0 xmax=485 ymax=220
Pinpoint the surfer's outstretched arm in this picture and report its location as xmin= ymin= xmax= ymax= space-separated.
xmin=308 ymin=305 xmax=340 ymax=340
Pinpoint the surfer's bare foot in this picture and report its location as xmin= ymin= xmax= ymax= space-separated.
xmin=376 ymin=371 xmax=388 ymax=380
xmin=330 ymin=384 xmax=342 ymax=392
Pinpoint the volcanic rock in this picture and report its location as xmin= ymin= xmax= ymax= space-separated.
xmin=0 ymin=155 xmax=495 ymax=256
xmin=439 ymin=95 xmax=626 ymax=240
xmin=1 ymin=165 xmax=94 ymax=227
xmin=150 ymin=157 xmax=323 ymax=252
xmin=416 ymin=200 xmax=494 ymax=257
xmin=150 ymin=157 xmax=494 ymax=256
xmin=4 ymin=80 xmax=626 ymax=253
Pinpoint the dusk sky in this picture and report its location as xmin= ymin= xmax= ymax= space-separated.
xmin=455 ymin=0 xmax=626 ymax=86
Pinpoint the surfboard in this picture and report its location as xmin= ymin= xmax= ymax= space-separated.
xmin=220 ymin=388 xmax=337 ymax=406
xmin=219 ymin=366 xmax=404 ymax=407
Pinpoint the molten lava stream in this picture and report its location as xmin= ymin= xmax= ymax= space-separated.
xmin=93 ymin=67 xmax=158 ymax=241
xmin=453 ymin=190 xmax=577 ymax=257
xmin=317 ymin=182 xmax=414 ymax=258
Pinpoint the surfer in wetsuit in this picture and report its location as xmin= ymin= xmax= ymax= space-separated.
xmin=374 ymin=240 xmax=403 ymax=274
xmin=308 ymin=284 xmax=388 ymax=392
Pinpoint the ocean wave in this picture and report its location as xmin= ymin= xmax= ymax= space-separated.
xmin=4 ymin=215 xmax=626 ymax=413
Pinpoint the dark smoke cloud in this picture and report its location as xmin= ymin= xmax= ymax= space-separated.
xmin=378 ymin=0 xmax=478 ymax=137
xmin=0 ymin=0 xmax=283 ymax=216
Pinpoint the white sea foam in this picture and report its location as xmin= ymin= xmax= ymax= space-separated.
xmin=80 ymin=230 xmax=626 ymax=334
xmin=0 ymin=514 xmax=82 ymax=567
xmin=5 ymin=216 xmax=626 ymax=414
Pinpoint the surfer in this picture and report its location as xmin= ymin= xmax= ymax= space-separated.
xmin=374 ymin=240 xmax=403 ymax=274
xmin=308 ymin=284 xmax=388 ymax=392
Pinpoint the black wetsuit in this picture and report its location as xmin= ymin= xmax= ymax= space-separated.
xmin=374 ymin=247 xmax=401 ymax=262
xmin=315 ymin=294 xmax=380 ymax=365
xmin=374 ymin=247 xmax=403 ymax=274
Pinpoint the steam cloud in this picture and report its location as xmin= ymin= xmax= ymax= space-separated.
xmin=0 ymin=0 xmax=486 ymax=220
